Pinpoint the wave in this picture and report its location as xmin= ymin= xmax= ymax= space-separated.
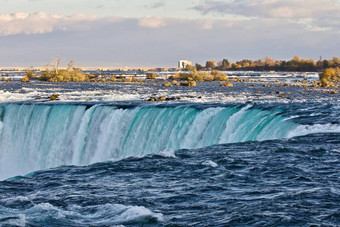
xmin=0 ymin=103 xmax=337 ymax=179
xmin=0 ymin=202 xmax=163 ymax=226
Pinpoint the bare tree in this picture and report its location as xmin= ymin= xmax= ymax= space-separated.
xmin=67 ymin=60 xmax=75 ymax=71
xmin=51 ymin=56 xmax=64 ymax=74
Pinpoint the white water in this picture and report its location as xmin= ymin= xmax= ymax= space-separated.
xmin=0 ymin=103 xmax=316 ymax=179
xmin=0 ymin=202 xmax=163 ymax=226
xmin=287 ymin=123 xmax=340 ymax=138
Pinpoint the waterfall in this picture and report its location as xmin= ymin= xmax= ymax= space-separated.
xmin=0 ymin=103 xmax=298 ymax=179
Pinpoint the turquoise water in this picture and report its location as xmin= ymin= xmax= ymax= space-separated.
xmin=0 ymin=103 xmax=299 ymax=179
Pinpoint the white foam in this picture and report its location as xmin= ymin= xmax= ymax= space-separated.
xmin=117 ymin=205 xmax=164 ymax=223
xmin=202 ymin=160 xmax=218 ymax=168
xmin=156 ymin=149 xmax=176 ymax=158
xmin=0 ymin=91 xmax=32 ymax=102
xmin=0 ymin=202 xmax=163 ymax=226
xmin=287 ymin=123 xmax=340 ymax=138
xmin=76 ymin=203 xmax=164 ymax=225
xmin=32 ymin=203 xmax=66 ymax=219
xmin=259 ymin=74 xmax=283 ymax=78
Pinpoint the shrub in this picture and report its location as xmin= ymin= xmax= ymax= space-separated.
xmin=172 ymin=80 xmax=179 ymax=86
xmin=26 ymin=71 xmax=34 ymax=79
xmin=170 ymin=70 xmax=227 ymax=82
xmin=163 ymin=82 xmax=172 ymax=87
xmin=21 ymin=76 xmax=30 ymax=82
xmin=97 ymin=78 xmax=106 ymax=83
xmin=122 ymin=77 xmax=133 ymax=82
xmin=190 ymin=71 xmax=212 ymax=82
xmin=188 ymin=81 xmax=196 ymax=87
xmin=320 ymin=78 xmax=329 ymax=87
xmin=49 ymin=94 xmax=59 ymax=100
xmin=170 ymin=73 xmax=189 ymax=80
xmin=38 ymin=69 xmax=91 ymax=82
xmin=180 ymin=81 xmax=196 ymax=87
xmin=211 ymin=70 xmax=228 ymax=81
xmin=319 ymin=67 xmax=340 ymax=86
xmin=146 ymin=73 xmax=157 ymax=79
xmin=109 ymin=76 xmax=116 ymax=82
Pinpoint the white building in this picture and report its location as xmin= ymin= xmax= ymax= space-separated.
xmin=178 ymin=60 xmax=192 ymax=69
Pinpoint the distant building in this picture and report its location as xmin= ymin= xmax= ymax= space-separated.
xmin=178 ymin=60 xmax=192 ymax=69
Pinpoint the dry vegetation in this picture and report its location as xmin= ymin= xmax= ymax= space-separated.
xmin=319 ymin=67 xmax=340 ymax=87
xmin=170 ymin=69 xmax=228 ymax=82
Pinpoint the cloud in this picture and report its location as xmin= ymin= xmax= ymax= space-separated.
xmin=0 ymin=12 xmax=115 ymax=36
xmin=193 ymin=0 xmax=340 ymax=32
xmin=0 ymin=12 xmax=171 ymax=35
xmin=138 ymin=15 xmax=167 ymax=28
xmin=148 ymin=1 xmax=166 ymax=9
xmin=0 ymin=11 xmax=339 ymax=67
xmin=193 ymin=0 xmax=340 ymax=18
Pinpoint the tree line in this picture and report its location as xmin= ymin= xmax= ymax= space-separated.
xmin=193 ymin=56 xmax=340 ymax=72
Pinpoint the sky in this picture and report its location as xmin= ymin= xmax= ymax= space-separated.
xmin=0 ymin=0 xmax=339 ymax=67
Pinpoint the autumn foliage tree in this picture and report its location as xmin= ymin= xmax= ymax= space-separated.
xmin=220 ymin=59 xmax=230 ymax=69
xmin=205 ymin=60 xmax=216 ymax=70
xmin=198 ymin=56 xmax=339 ymax=72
